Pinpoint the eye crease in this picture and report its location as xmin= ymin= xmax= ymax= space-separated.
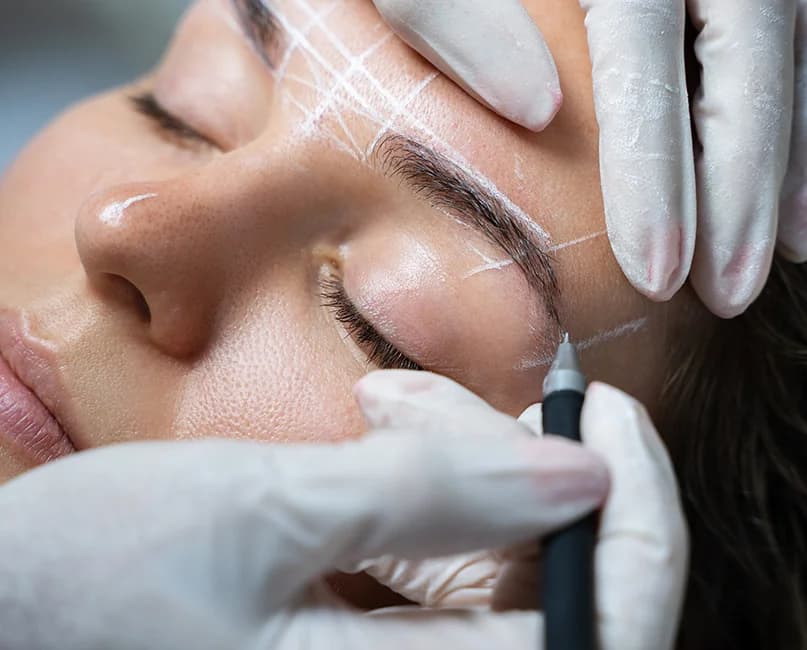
xmin=129 ymin=92 xmax=219 ymax=149
xmin=320 ymin=274 xmax=423 ymax=371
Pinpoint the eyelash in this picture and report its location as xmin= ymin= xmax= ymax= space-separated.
xmin=320 ymin=275 xmax=423 ymax=372
xmin=129 ymin=92 xmax=215 ymax=148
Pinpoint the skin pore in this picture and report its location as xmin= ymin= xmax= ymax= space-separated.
xmin=0 ymin=0 xmax=695 ymax=487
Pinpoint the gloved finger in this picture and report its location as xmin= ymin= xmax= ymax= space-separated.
xmin=688 ymin=0 xmax=796 ymax=317
xmin=495 ymin=412 xmax=540 ymax=611
xmin=581 ymin=382 xmax=688 ymax=650
xmin=348 ymin=551 xmax=503 ymax=607
xmin=353 ymin=370 xmax=528 ymax=437
xmin=779 ymin=1 xmax=807 ymax=262
xmin=517 ymin=403 xmax=543 ymax=436
xmin=288 ymin=607 xmax=543 ymax=650
xmin=272 ymin=429 xmax=608 ymax=599
xmin=350 ymin=374 xmax=540 ymax=606
xmin=370 ymin=0 xmax=561 ymax=131
xmin=579 ymin=0 xmax=697 ymax=302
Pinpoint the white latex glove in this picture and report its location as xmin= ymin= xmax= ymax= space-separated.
xmin=0 ymin=395 xmax=606 ymax=649
xmin=781 ymin=2 xmax=807 ymax=261
xmin=373 ymin=0 xmax=798 ymax=318
xmin=348 ymin=371 xmax=689 ymax=650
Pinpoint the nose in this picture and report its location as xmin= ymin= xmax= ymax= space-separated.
xmin=75 ymin=139 xmax=346 ymax=358
xmin=75 ymin=178 xmax=227 ymax=358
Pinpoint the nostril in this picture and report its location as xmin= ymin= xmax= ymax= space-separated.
xmin=97 ymin=274 xmax=151 ymax=323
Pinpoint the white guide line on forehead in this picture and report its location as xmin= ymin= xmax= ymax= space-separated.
xmin=99 ymin=193 xmax=158 ymax=228
xmin=365 ymin=71 xmax=440 ymax=154
xmin=267 ymin=0 xmax=555 ymax=244
xmin=548 ymin=230 xmax=606 ymax=252
xmin=517 ymin=317 xmax=649 ymax=370
xmin=463 ymin=258 xmax=516 ymax=279
xmin=275 ymin=0 xmax=340 ymax=80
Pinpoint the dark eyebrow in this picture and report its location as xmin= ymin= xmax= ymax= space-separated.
xmin=373 ymin=134 xmax=561 ymax=326
xmin=230 ymin=0 xmax=284 ymax=67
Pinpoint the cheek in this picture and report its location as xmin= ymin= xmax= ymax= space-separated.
xmin=0 ymin=110 xmax=95 ymax=277
xmin=172 ymin=290 xmax=365 ymax=443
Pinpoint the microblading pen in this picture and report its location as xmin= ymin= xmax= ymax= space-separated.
xmin=541 ymin=333 xmax=594 ymax=650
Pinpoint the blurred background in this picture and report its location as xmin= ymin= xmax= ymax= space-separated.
xmin=0 ymin=1 xmax=191 ymax=172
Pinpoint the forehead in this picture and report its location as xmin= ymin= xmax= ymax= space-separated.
xmin=211 ymin=0 xmax=605 ymax=250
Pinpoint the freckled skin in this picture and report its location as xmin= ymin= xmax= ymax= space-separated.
xmin=0 ymin=0 xmax=697 ymax=488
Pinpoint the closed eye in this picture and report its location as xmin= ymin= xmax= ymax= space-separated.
xmin=320 ymin=274 xmax=423 ymax=372
xmin=129 ymin=92 xmax=218 ymax=149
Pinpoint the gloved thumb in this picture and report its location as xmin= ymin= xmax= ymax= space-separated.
xmin=371 ymin=0 xmax=562 ymax=131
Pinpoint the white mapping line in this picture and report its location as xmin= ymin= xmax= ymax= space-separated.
xmin=366 ymin=71 xmax=439 ymax=155
xmin=290 ymin=0 xmax=551 ymax=245
xmin=548 ymin=230 xmax=607 ymax=253
xmin=285 ymin=35 xmax=368 ymax=157
xmin=328 ymin=92 xmax=365 ymax=158
xmin=300 ymin=33 xmax=394 ymax=134
xmin=283 ymin=73 xmax=387 ymax=126
xmin=271 ymin=8 xmax=387 ymax=129
xmin=463 ymin=259 xmax=516 ymax=279
xmin=99 ymin=193 xmax=157 ymax=227
xmin=272 ymin=0 xmax=340 ymax=81
xmin=516 ymin=317 xmax=649 ymax=369
xmin=462 ymin=242 xmax=514 ymax=278
xmin=576 ymin=316 xmax=648 ymax=352
xmin=285 ymin=93 xmax=356 ymax=157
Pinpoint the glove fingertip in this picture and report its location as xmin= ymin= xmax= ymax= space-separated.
xmin=583 ymin=381 xmax=637 ymax=419
xmin=373 ymin=0 xmax=561 ymax=132
xmin=353 ymin=370 xmax=438 ymax=400
xmin=607 ymin=219 xmax=690 ymax=303
xmin=690 ymin=240 xmax=774 ymax=319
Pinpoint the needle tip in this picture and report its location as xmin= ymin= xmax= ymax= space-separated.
xmin=562 ymin=331 xmax=570 ymax=344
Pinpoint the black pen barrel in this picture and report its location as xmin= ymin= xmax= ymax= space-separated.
xmin=541 ymin=388 xmax=594 ymax=650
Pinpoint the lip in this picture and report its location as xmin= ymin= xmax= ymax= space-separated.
xmin=0 ymin=310 xmax=76 ymax=464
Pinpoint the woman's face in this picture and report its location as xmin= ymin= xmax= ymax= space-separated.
xmin=0 ymin=0 xmax=693 ymax=481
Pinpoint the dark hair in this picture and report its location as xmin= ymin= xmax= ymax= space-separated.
xmin=661 ymin=256 xmax=807 ymax=648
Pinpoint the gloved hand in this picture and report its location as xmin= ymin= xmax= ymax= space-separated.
xmin=0 ymin=381 xmax=602 ymax=650
xmin=350 ymin=371 xmax=689 ymax=650
xmin=372 ymin=0 xmax=799 ymax=318
xmin=0 ymin=371 xmax=687 ymax=650
xmin=781 ymin=2 xmax=807 ymax=262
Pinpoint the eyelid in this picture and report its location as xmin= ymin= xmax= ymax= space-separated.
xmin=129 ymin=91 xmax=219 ymax=150
xmin=320 ymin=273 xmax=423 ymax=372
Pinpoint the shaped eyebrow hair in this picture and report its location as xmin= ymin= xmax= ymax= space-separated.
xmin=231 ymin=0 xmax=284 ymax=67
xmin=373 ymin=133 xmax=561 ymax=327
